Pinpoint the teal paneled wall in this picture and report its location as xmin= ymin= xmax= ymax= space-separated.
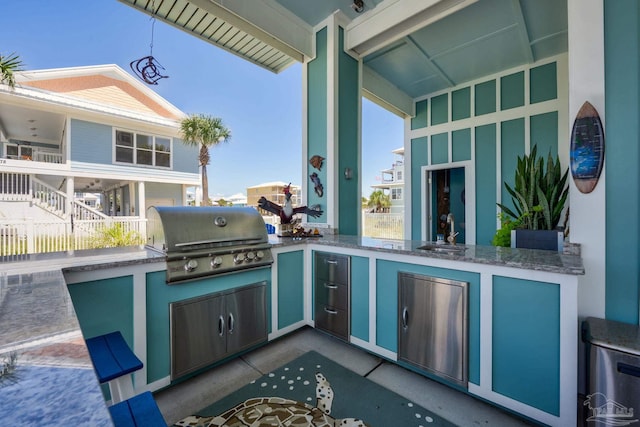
xmin=452 ymin=87 xmax=471 ymax=121
xmin=410 ymin=61 xmax=559 ymax=245
xmin=431 ymin=133 xmax=448 ymax=164
xmin=277 ymin=251 xmax=304 ymax=329
xmin=475 ymin=124 xmax=497 ymax=245
xmin=70 ymin=119 xmax=112 ymax=164
xmin=350 ymin=255 xmax=370 ymax=341
xmin=145 ymin=269 xmax=271 ymax=383
xmin=376 ymin=260 xmax=480 ymax=386
xmin=492 ymin=276 xmax=560 ymax=415
xmin=530 ymin=111 xmax=558 ymax=158
xmin=337 ymin=27 xmax=360 ymax=235
xmin=500 ymin=118 xmax=525 ymax=214
xmin=431 ymin=94 xmax=448 ymax=125
xmin=411 ymin=137 xmax=428 ymax=240
xmin=500 ymin=71 xmax=524 ymax=110
xmin=530 ymin=62 xmax=557 ymax=104
xmin=604 ymin=1 xmax=640 ymax=324
xmin=412 ymin=100 xmax=428 ymax=129
xmin=307 ymin=27 xmax=328 ymax=223
xmin=474 ymin=80 xmax=496 ymax=116
xmin=452 ymin=128 xmax=471 ymax=162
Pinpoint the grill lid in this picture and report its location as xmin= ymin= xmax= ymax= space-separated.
xmin=147 ymin=206 xmax=269 ymax=253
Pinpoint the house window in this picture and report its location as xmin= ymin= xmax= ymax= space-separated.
xmin=391 ymin=188 xmax=403 ymax=200
xmin=396 ymin=171 xmax=403 ymax=181
xmin=115 ymin=130 xmax=171 ymax=168
xmin=6 ymin=144 xmax=33 ymax=160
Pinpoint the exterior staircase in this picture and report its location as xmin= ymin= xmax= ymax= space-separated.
xmin=0 ymin=172 xmax=145 ymax=256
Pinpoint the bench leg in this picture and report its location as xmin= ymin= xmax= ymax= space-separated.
xmin=109 ymin=375 xmax=136 ymax=404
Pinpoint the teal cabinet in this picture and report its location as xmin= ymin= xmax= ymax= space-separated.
xmin=492 ymin=276 xmax=560 ymax=416
xmin=276 ymin=250 xmax=304 ymax=329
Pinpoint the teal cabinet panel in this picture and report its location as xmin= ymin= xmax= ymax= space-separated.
xmin=492 ymin=276 xmax=560 ymax=415
xmin=500 ymin=71 xmax=524 ymax=111
xmin=67 ymin=275 xmax=134 ymax=399
xmin=145 ymin=269 xmax=271 ymax=383
xmin=67 ymin=275 xmax=134 ymax=342
xmin=431 ymin=93 xmax=448 ymax=125
xmin=412 ymin=100 xmax=428 ymax=129
xmin=277 ymin=251 xmax=304 ymax=329
xmin=350 ymin=255 xmax=369 ymax=341
xmin=475 ymin=80 xmax=496 ymax=116
xmin=376 ymin=260 xmax=480 ymax=386
xmin=431 ymin=132 xmax=449 ymax=164
xmin=452 ymin=87 xmax=471 ymax=121
xmin=530 ymin=62 xmax=557 ymax=104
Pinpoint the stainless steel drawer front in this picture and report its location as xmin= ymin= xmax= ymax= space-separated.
xmin=314 ymin=252 xmax=350 ymax=342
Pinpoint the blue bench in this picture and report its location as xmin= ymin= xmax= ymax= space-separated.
xmin=109 ymin=391 xmax=166 ymax=427
xmin=85 ymin=331 xmax=143 ymax=404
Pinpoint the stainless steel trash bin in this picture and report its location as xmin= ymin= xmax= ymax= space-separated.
xmin=582 ymin=317 xmax=640 ymax=425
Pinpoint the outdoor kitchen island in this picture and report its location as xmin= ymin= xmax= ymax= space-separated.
xmin=3 ymin=236 xmax=582 ymax=426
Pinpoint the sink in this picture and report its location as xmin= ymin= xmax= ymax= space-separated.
xmin=416 ymin=243 xmax=467 ymax=255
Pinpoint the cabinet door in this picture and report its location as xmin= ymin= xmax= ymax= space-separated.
xmin=170 ymin=293 xmax=226 ymax=380
xmin=226 ymin=283 xmax=268 ymax=355
xmin=277 ymin=251 xmax=304 ymax=329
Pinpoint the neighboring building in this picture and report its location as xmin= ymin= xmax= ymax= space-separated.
xmin=0 ymin=64 xmax=200 ymax=220
xmin=370 ymin=147 xmax=404 ymax=214
xmin=247 ymin=181 xmax=301 ymax=208
xmin=212 ymin=193 xmax=247 ymax=206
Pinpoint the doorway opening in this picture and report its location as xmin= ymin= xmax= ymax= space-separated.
xmin=423 ymin=164 xmax=474 ymax=244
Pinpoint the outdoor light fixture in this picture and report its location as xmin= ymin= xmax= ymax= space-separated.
xmin=344 ymin=167 xmax=353 ymax=180
xmin=352 ymin=0 xmax=364 ymax=13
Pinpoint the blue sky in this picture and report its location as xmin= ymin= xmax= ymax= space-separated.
xmin=2 ymin=0 xmax=403 ymax=198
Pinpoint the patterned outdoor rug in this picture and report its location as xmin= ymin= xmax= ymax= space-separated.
xmin=174 ymin=351 xmax=456 ymax=427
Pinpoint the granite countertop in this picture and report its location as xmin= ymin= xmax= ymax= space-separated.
xmin=269 ymin=235 xmax=585 ymax=275
xmin=0 ymin=268 xmax=113 ymax=426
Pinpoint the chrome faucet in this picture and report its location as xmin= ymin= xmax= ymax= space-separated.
xmin=446 ymin=213 xmax=459 ymax=244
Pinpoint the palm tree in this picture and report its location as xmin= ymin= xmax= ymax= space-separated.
xmin=179 ymin=114 xmax=231 ymax=206
xmin=367 ymin=190 xmax=391 ymax=213
xmin=0 ymin=52 xmax=23 ymax=88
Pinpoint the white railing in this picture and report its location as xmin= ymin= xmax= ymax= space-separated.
xmin=362 ymin=211 xmax=404 ymax=240
xmin=32 ymin=177 xmax=67 ymax=217
xmin=33 ymin=151 xmax=63 ymax=164
xmin=0 ymin=172 xmax=31 ymax=201
xmin=73 ymin=200 xmax=108 ymax=221
xmin=0 ymin=217 xmax=147 ymax=256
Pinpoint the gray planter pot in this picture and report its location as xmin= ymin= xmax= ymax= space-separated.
xmin=511 ymin=229 xmax=564 ymax=251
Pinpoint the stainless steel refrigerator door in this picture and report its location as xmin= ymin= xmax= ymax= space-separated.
xmin=226 ymin=283 xmax=268 ymax=355
xmin=398 ymin=273 xmax=468 ymax=387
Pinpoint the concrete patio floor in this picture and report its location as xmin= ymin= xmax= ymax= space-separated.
xmin=154 ymin=327 xmax=536 ymax=426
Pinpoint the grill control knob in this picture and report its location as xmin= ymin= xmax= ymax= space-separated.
xmin=256 ymin=250 xmax=264 ymax=260
xmin=233 ymin=253 xmax=245 ymax=264
xmin=211 ymin=256 xmax=223 ymax=268
xmin=184 ymin=259 xmax=198 ymax=272
xmin=246 ymin=252 xmax=256 ymax=262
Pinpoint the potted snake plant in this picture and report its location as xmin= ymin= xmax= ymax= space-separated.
xmin=493 ymin=145 xmax=569 ymax=250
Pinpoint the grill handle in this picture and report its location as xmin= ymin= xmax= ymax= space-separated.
xmin=218 ymin=315 xmax=225 ymax=337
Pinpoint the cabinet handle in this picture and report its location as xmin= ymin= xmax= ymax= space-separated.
xmin=228 ymin=313 xmax=235 ymax=334
xmin=326 ymin=259 xmax=339 ymax=265
xmin=618 ymin=362 xmax=640 ymax=378
xmin=218 ymin=315 xmax=225 ymax=336
xmin=323 ymin=282 xmax=338 ymax=289
xmin=402 ymin=307 xmax=409 ymax=329
xmin=324 ymin=307 xmax=338 ymax=315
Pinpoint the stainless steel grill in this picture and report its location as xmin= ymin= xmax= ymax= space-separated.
xmin=147 ymin=206 xmax=273 ymax=284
